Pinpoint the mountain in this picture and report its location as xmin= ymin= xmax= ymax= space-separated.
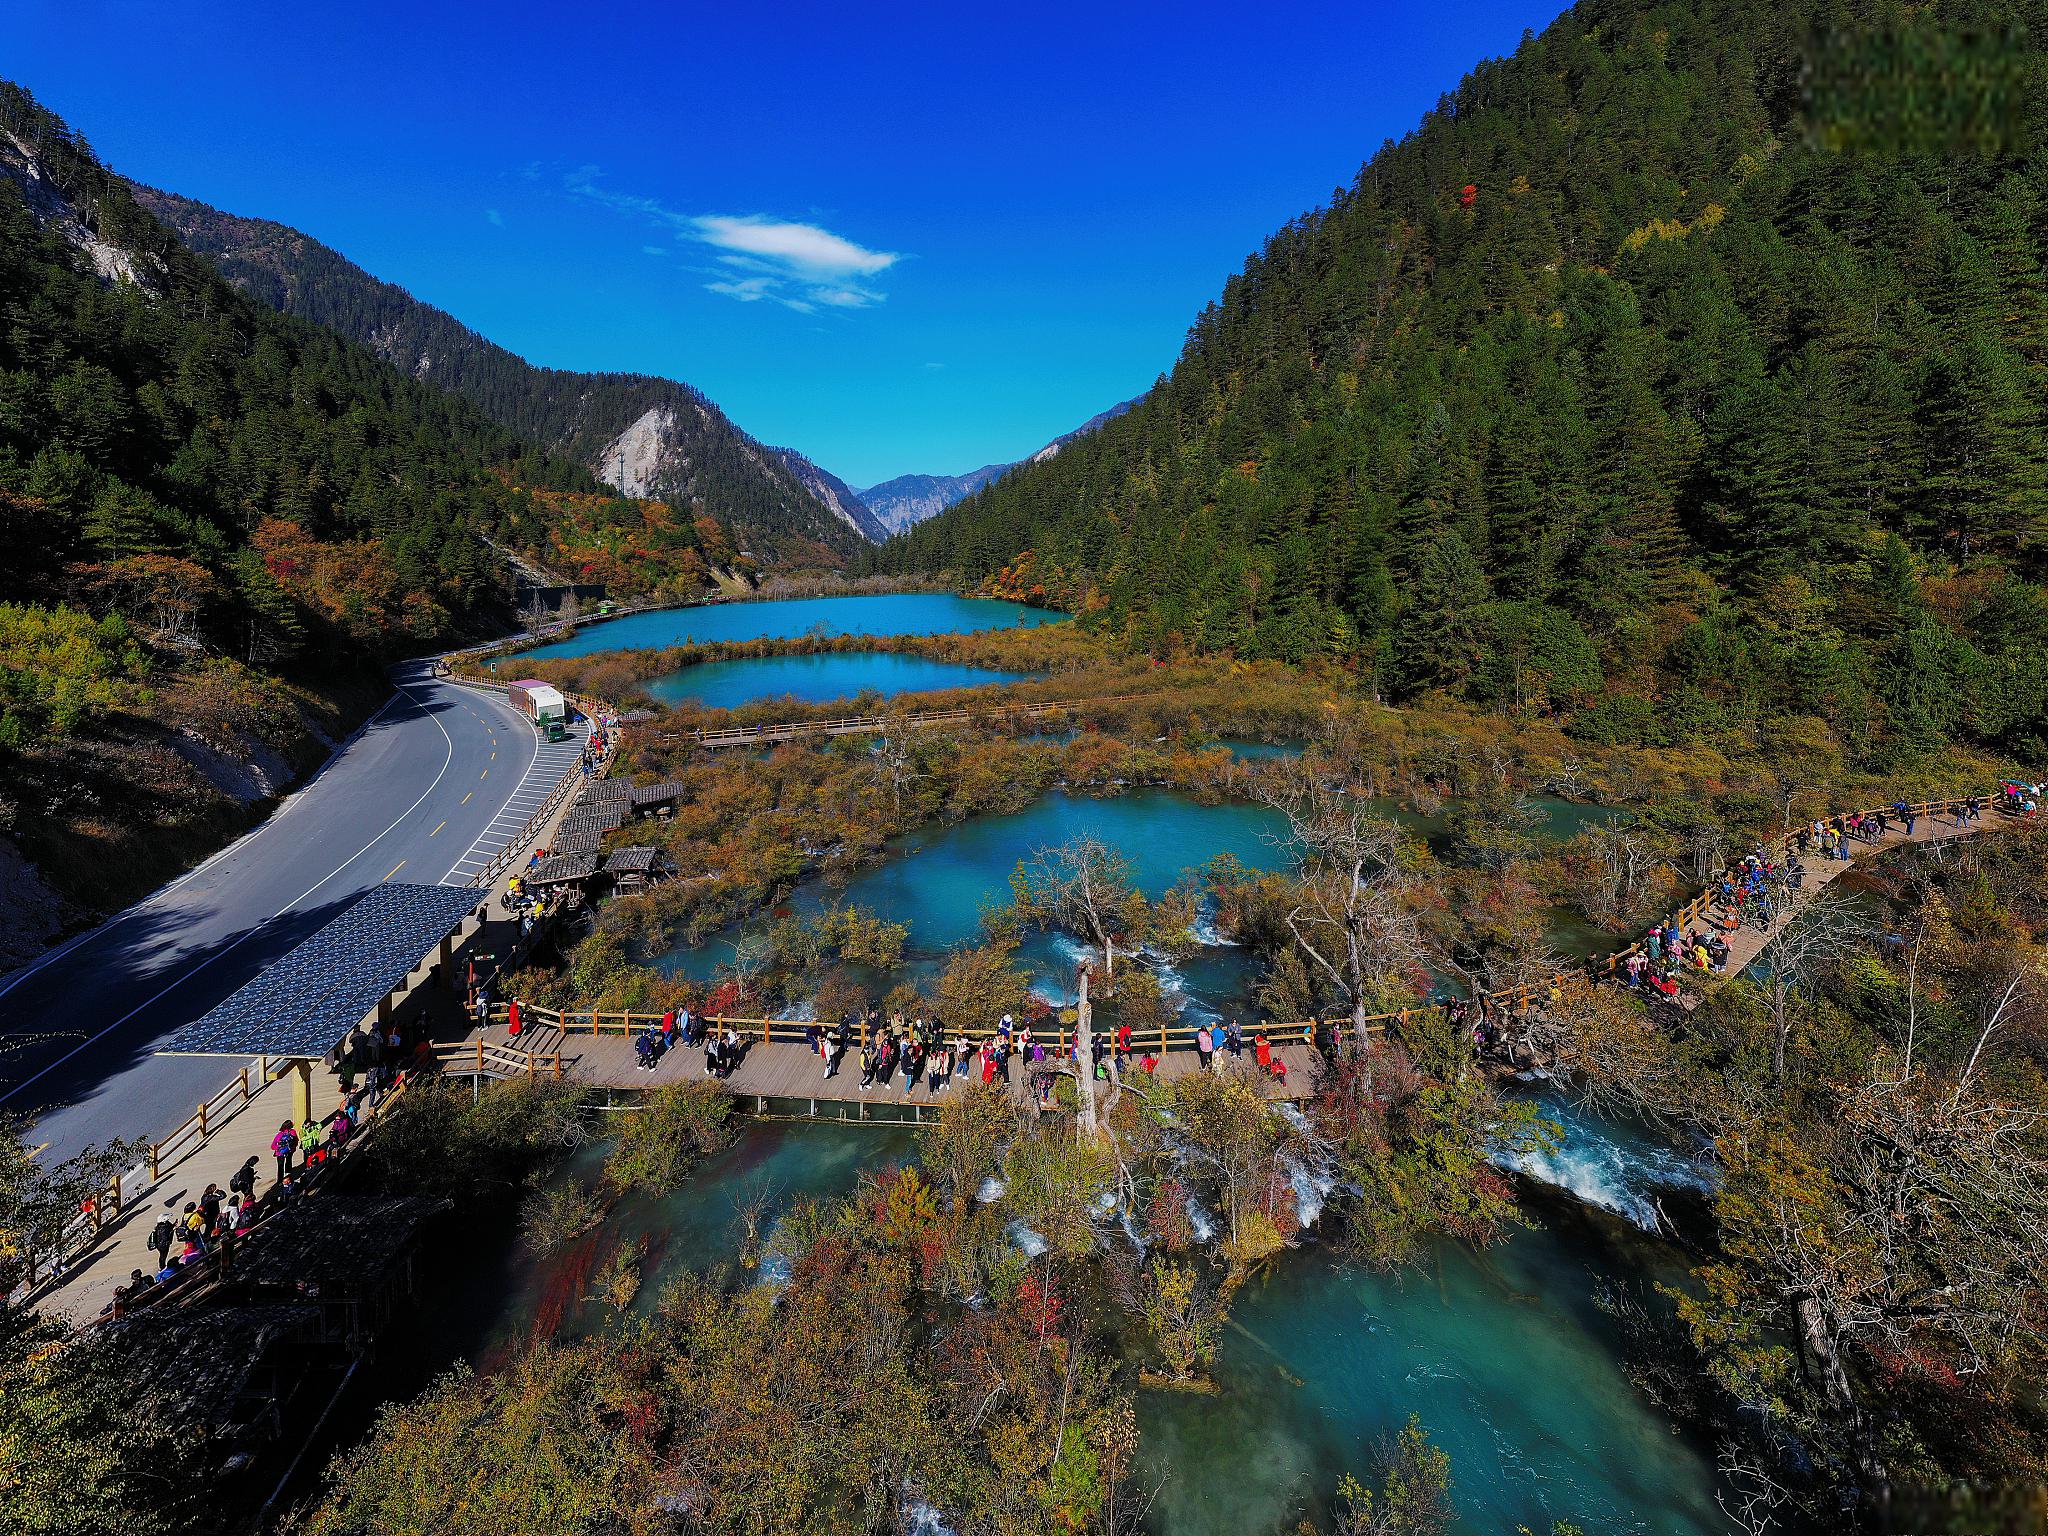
xmin=857 ymin=463 xmax=1011 ymax=536
xmin=1024 ymin=396 xmax=1141 ymax=465
xmin=767 ymin=447 xmax=890 ymax=542
xmin=871 ymin=0 xmax=2048 ymax=764
xmin=130 ymin=185 xmax=867 ymax=564
xmin=858 ymin=397 xmax=1142 ymax=535
xmin=0 ymin=80 xmax=724 ymax=920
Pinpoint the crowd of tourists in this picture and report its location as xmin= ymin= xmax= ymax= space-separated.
xmin=630 ymin=1007 xmax=748 ymax=1077
xmin=765 ymin=1004 xmax=1300 ymax=1103
xmin=98 ymin=1020 xmax=411 ymax=1322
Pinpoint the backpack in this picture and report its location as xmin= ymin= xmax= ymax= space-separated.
xmin=150 ymin=1217 xmax=174 ymax=1250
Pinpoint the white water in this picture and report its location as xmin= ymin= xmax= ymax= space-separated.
xmin=1494 ymin=1089 xmax=1717 ymax=1232
xmin=1006 ymin=1220 xmax=1049 ymax=1258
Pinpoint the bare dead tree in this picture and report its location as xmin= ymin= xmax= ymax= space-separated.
xmin=1585 ymin=822 xmax=1660 ymax=921
xmin=1254 ymin=770 xmax=1430 ymax=1055
xmin=1716 ymin=1442 xmax=1794 ymax=1536
xmin=1752 ymin=886 xmax=1877 ymax=1084
xmin=872 ymin=709 xmax=929 ymax=813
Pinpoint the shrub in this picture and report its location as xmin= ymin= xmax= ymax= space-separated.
xmin=604 ymin=1080 xmax=735 ymax=1192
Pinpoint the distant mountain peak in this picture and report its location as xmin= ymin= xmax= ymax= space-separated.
xmin=857 ymin=397 xmax=1141 ymax=535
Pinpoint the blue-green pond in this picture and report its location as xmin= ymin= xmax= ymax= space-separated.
xmin=520 ymin=592 xmax=1064 ymax=660
xmin=643 ymin=650 xmax=1036 ymax=711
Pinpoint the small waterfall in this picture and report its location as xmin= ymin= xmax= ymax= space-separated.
xmin=1006 ymin=1220 xmax=1049 ymax=1258
xmin=1494 ymin=1090 xmax=1717 ymax=1232
xmin=974 ymin=1175 xmax=1006 ymax=1205
xmin=1279 ymin=1152 xmax=1336 ymax=1228
xmin=1184 ymin=1195 xmax=1218 ymax=1244
xmin=1190 ymin=896 xmax=1238 ymax=947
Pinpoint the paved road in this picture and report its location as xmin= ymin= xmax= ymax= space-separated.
xmin=0 ymin=660 xmax=587 ymax=1162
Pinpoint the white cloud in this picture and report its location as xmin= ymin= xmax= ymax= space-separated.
xmin=565 ymin=166 xmax=898 ymax=312
xmin=485 ymin=208 xmax=504 ymax=227
xmin=641 ymin=244 xmax=667 ymax=256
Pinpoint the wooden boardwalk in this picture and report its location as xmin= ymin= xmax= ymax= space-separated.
xmin=465 ymin=1019 xmax=1317 ymax=1113
xmin=1678 ymin=803 xmax=1997 ymax=1003
xmin=33 ymin=1068 xmax=354 ymax=1324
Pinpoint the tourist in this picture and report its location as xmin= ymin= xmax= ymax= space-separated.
xmin=1195 ymin=1024 xmax=1215 ymax=1070
xmin=635 ymin=1028 xmax=661 ymax=1070
xmin=228 ymin=1156 xmax=258 ymax=1208
xmin=181 ymin=1202 xmax=208 ymax=1254
xmin=980 ymin=1042 xmax=998 ymax=1086
xmin=271 ymin=1120 xmax=299 ymax=1186
xmin=1115 ymin=1022 xmax=1132 ymax=1068
xmin=1255 ymin=1032 xmax=1274 ymax=1075
xmin=825 ymin=1017 xmax=849 ymax=1079
xmin=1138 ymin=1051 xmax=1159 ymax=1075
xmin=149 ymin=1202 xmax=177 ymax=1273
xmin=1225 ymin=1018 xmax=1243 ymax=1058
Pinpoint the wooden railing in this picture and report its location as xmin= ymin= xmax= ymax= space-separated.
xmin=424 ymin=1038 xmax=564 ymax=1080
xmin=66 ymin=1071 xmax=418 ymax=1328
xmin=21 ymin=1056 xmax=290 ymax=1288
xmin=492 ymin=1003 xmax=1336 ymax=1060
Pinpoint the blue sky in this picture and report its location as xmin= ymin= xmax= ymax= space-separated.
xmin=3 ymin=1 xmax=1564 ymax=486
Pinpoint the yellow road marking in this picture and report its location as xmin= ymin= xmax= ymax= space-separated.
xmin=430 ymin=820 xmax=446 ymax=837
xmin=381 ymin=860 xmax=406 ymax=882
xmin=461 ymin=791 xmax=473 ymax=805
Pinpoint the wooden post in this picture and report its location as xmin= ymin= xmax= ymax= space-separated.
xmin=1075 ymin=963 xmax=1098 ymax=1139
xmin=197 ymin=1100 xmax=209 ymax=1139
xmin=288 ymin=1058 xmax=313 ymax=1126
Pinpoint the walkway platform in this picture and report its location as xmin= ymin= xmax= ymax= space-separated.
xmin=35 ymin=1067 xmax=352 ymax=1324
xmin=465 ymin=1021 xmax=1318 ymax=1110
xmin=1675 ymin=804 xmax=1995 ymax=1005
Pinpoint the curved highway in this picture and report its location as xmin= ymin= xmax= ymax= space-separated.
xmin=0 ymin=660 xmax=586 ymax=1162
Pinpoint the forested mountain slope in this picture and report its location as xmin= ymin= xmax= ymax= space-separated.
xmin=873 ymin=0 xmax=2048 ymax=764
xmin=132 ymin=185 xmax=870 ymax=563
xmin=0 ymin=81 xmax=723 ymax=926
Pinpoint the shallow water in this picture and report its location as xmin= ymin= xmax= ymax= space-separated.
xmin=643 ymin=650 xmax=1035 ymax=711
xmin=662 ymin=789 xmax=1295 ymax=993
xmin=471 ymin=1118 xmax=1724 ymax=1535
xmin=1137 ymin=1207 xmax=1723 ymax=1535
xmin=521 ymin=592 xmax=1065 ymax=659
xmin=484 ymin=1122 xmax=920 ymax=1354
xmin=667 ymin=788 xmax=1623 ymax=1021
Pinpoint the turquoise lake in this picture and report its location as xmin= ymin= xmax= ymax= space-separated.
xmin=643 ymin=650 xmax=1036 ymax=711
xmin=521 ymin=592 xmax=1065 ymax=659
xmin=666 ymin=787 xmax=1625 ymax=1018
xmin=1137 ymin=1197 xmax=1723 ymax=1535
